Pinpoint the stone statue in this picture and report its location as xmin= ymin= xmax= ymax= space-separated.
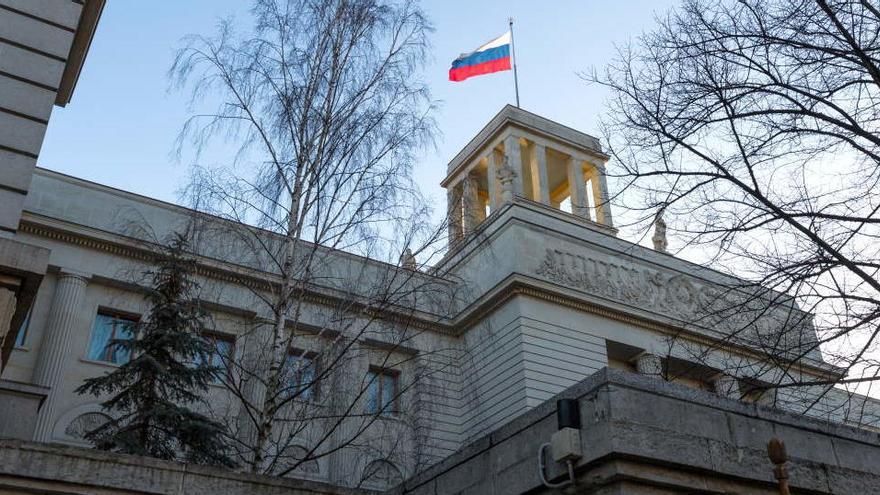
xmin=496 ymin=156 xmax=517 ymax=204
xmin=400 ymin=248 xmax=417 ymax=271
xmin=652 ymin=208 xmax=668 ymax=253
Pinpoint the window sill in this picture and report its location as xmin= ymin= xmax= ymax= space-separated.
xmin=79 ymin=358 xmax=122 ymax=369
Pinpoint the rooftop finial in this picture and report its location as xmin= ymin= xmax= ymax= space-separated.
xmin=400 ymin=248 xmax=417 ymax=271
xmin=652 ymin=208 xmax=668 ymax=253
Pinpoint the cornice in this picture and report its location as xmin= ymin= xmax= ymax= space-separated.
xmin=19 ymin=217 xmax=841 ymax=379
xmin=18 ymin=219 xmax=454 ymax=335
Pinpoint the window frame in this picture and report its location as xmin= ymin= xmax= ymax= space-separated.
xmin=86 ymin=309 xmax=139 ymax=365
xmin=366 ymin=366 xmax=400 ymax=417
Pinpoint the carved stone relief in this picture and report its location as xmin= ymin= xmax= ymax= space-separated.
xmin=534 ymin=247 xmax=815 ymax=354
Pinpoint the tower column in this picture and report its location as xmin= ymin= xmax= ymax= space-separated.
xmin=486 ymin=153 xmax=498 ymax=212
xmin=591 ymin=162 xmax=613 ymax=227
xmin=447 ymin=185 xmax=462 ymax=244
xmin=529 ymin=143 xmax=550 ymax=205
xmin=504 ymin=135 xmax=524 ymax=198
xmin=33 ymin=270 xmax=90 ymax=441
xmin=567 ymin=155 xmax=590 ymax=220
xmin=462 ymin=173 xmax=480 ymax=233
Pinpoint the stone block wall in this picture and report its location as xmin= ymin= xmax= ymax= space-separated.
xmin=0 ymin=439 xmax=376 ymax=495
xmin=400 ymin=368 xmax=880 ymax=495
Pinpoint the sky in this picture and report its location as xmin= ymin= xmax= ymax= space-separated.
xmin=38 ymin=0 xmax=679 ymax=216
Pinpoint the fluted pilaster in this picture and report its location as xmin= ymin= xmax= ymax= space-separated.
xmin=33 ymin=270 xmax=90 ymax=441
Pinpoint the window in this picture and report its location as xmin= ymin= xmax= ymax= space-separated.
xmin=283 ymin=350 xmax=318 ymax=401
xmin=86 ymin=311 xmax=137 ymax=364
xmin=366 ymin=367 xmax=399 ymax=416
xmin=14 ymin=309 xmax=31 ymax=348
xmin=194 ymin=332 xmax=235 ymax=383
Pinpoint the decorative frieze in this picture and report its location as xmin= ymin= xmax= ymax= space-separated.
xmin=534 ymin=247 xmax=812 ymax=353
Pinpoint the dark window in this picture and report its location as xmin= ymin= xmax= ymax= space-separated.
xmin=366 ymin=367 xmax=399 ymax=416
xmin=86 ymin=311 xmax=137 ymax=364
xmin=283 ymin=350 xmax=318 ymax=401
xmin=14 ymin=309 xmax=31 ymax=347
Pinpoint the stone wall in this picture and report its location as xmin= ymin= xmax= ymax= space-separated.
xmin=0 ymin=439 xmax=375 ymax=495
xmin=0 ymin=0 xmax=101 ymax=234
xmin=400 ymin=368 xmax=880 ymax=494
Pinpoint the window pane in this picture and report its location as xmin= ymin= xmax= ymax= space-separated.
xmin=87 ymin=314 xmax=115 ymax=361
xmin=109 ymin=319 xmax=134 ymax=364
xmin=88 ymin=313 xmax=135 ymax=364
xmin=196 ymin=335 xmax=234 ymax=382
xmin=212 ymin=339 xmax=232 ymax=370
xmin=14 ymin=311 xmax=30 ymax=347
xmin=284 ymin=353 xmax=316 ymax=400
xmin=366 ymin=371 xmax=380 ymax=414
xmin=382 ymin=374 xmax=396 ymax=413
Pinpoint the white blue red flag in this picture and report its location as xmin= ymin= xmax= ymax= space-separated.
xmin=449 ymin=32 xmax=512 ymax=82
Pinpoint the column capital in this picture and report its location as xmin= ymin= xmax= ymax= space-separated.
xmin=56 ymin=269 xmax=91 ymax=283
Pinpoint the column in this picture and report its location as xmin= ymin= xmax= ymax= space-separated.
xmin=591 ymin=163 xmax=614 ymax=227
xmin=486 ymin=153 xmax=498 ymax=212
xmin=567 ymin=155 xmax=590 ymax=220
xmin=529 ymin=143 xmax=550 ymax=205
xmin=711 ymin=374 xmax=741 ymax=399
xmin=462 ymin=173 xmax=480 ymax=233
xmin=33 ymin=270 xmax=90 ymax=441
xmin=446 ymin=186 xmax=462 ymax=244
xmin=504 ymin=135 xmax=524 ymax=198
xmin=633 ymin=352 xmax=663 ymax=377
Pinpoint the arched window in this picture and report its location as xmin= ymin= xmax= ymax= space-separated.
xmin=282 ymin=445 xmax=320 ymax=475
xmin=64 ymin=412 xmax=111 ymax=440
xmin=360 ymin=459 xmax=403 ymax=489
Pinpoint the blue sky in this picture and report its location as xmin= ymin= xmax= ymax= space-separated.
xmin=39 ymin=0 xmax=678 ymax=212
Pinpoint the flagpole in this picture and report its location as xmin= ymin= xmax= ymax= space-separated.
xmin=509 ymin=17 xmax=520 ymax=108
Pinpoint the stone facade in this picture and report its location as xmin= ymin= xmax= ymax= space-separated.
xmin=1 ymin=106 xmax=879 ymax=489
xmin=0 ymin=0 xmax=104 ymax=439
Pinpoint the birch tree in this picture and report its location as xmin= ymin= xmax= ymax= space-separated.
xmin=590 ymin=0 xmax=880 ymax=421
xmin=170 ymin=0 xmax=452 ymax=479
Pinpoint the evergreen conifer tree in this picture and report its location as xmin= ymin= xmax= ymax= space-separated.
xmin=76 ymin=234 xmax=236 ymax=467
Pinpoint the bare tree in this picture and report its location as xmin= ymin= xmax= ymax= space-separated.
xmin=170 ymin=0 xmax=455 ymax=480
xmin=589 ymin=0 xmax=880 ymax=420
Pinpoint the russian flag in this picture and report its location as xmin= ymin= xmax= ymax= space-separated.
xmin=449 ymin=32 xmax=512 ymax=82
